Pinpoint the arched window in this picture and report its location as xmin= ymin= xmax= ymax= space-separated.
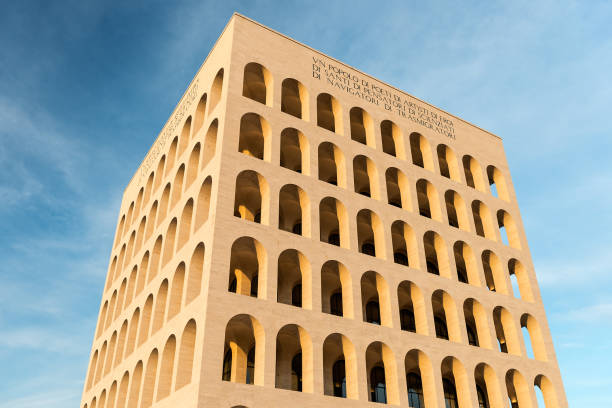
xmin=178 ymin=116 xmax=191 ymax=156
xmin=277 ymin=249 xmax=310 ymax=309
xmin=280 ymin=128 xmax=309 ymax=174
xmin=357 ymin=209 xmax=385 ymax=258
xmin=366 ymin=342 xmax=398 ymax=404
xmin=493 ymin=306 xmax=521 ymax=355
xmin=195 ymin=176 xmax=212 ymax=230
xmin=437 ymin=144 xmax=460 ymax=181
xmin=424 ymin=231 xmax=450 ymax=278
xmin=453 ymin=241 xmax=479 ymax=286
xmin=209 ymin=68 xmax=224 ymax=113
xmin=228 ymin=237 xmax=266 ymax=299
xmin=506 ymin=370 xmax=531 ymax=408
xmin=319 ymin=197 xmax=348 ymax=248
xmin=156 ymin=335 xmax=176 ymax=401
xmin=361 ymin=271 xmax=391 ymax=327
xmin=278 ymin=184 xmax=309 ymax=237
xmin=317 ymin=93 xmax=342 ymax=134
xmin=398 ymin=281 xmax=427 ymax=335
xmin=350 ymin=107 xmax=374 ymax=147
xmin=381 ymin=120 xmax=403 ymax=158
xmin=175 ymin=319 xmax=196 ymax=389
xmin=487 ymin=165 xmax=510 ymax=201
xmin=391 ymin=221 xmax=417 ymax=267
xmin=521 ymin=314 xmax=547 ymax=361
xmin=185 ymin=143 xmax=200 ymax=188
xmin=353 ymin=155 xmax=379 ymax=199
xmin=497 ymin=210 xmax=521 ymax=249
xmin=165 ymin=138 xmax=178 ymax=177
xmin=535 ymin=374 xmax=560 ymax=408
xmin=443 ymin=378 xmax=459 ymax=408
xmin=234 ymin=170 xmax=268 ymax=224
xmin=475 ymin=363 xmax=503 ymax=408
xmin=432 ymin=290 xmax=461 ymax=342
xmin=472 ymin=200 xmax=496 ymax=240
xmin=386 ymin=167 xmax=411 ymax=210
xmin=318 ymin=141 xmax=346 ymax=187
xmin=406 ymin=372 xmax=424 ymax=408
xmin=321 ymin=260 xmax=352 ymax=319
xmin=238 ymin=113 xmax=270 ymax=161
xmin=201 ymin=119 xmax=218 ymax=169
xmin=445 ymin=190 xmax=470 ymax=231
xmin=406 ymin=349 xmax=435 ymax=407
xmin=463 ymin=298 xmax=491 ymax=349
xmin=242 ymin=62 xmax=271 ymax=105
xmin=410 ymin=133 xmax=434 ymax=170
xmin=482 ymin=250 xmax=509 ymax=294
xmin=193 ymin=93 xmax=207 ymax=134
xmin=281 ymin=78 xmax=308 ymax=119
xmin=370 ymin=366 xmax=387 ymax=403
xmin=323 ymin=333 xmax=357 ymax=399
xmin=275 ymin=324 xmax=312 ymax=392
xmin=222 ymin=314 xmax=262 ymax=385
xmin=463 ymin=155 xmax=486 ymax=191
xmin=416 ymin=179 xmax=441 ymax=220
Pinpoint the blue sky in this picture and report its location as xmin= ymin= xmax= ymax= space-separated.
xmin=1 ymin=1 xmax=610 ymax=406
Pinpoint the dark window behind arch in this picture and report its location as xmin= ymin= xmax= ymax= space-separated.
xmin=400 ymin=308 xmax=416 ymax=332
xmin=330 ymin=292 xmax=343 ymax=316
xmin=477 ymin=384 xmax=489 ymax=408
xmin=246 ymin=347 xmax=255 ymax=384
xmin=333 ymin=359 xmax=346 ymax=397
xmin=366 ymin=301 xmax=381 ymax=325
xmin=435 ymin=316 xmax=449 ymax=340
xmin=443 ymin=378 xmax=459 ymax=408
xmin=222 ymin=349 xmax=232 ymax=381
xmin=291 ymin=284 xmax=302 ymax=308
xmin=370 ymin=366 xmax=387 ymax=403
xmin=291 ymin=353 xmax=302 ymax=391
xmin=406 ymin=372 xmax=424 ymax=408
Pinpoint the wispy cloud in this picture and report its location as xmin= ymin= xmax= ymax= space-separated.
xmin=0 ymin=389 xmax=81 ymax=408
xmin=555 ymin=303 xmax=612 ymax=323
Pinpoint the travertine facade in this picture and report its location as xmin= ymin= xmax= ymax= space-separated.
xmin=81 ymin=14 xmax=568 ymax=408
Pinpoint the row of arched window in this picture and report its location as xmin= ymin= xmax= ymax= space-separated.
xmin=240 ymin=62 xmax=510 ymax=200
xmin=111 ymin=67 xmax=223 ymax=267
xmin=233 ymin=171 xmax=530 ymax=295
xmin=227 ymin=239 xmax=543 ymax=359
xmin=97 ymin=175 xmax=212 ymax=340
xmin=107 ymin=173 xmax=212 ymax=292
xmin=83 ymin=319 xmax=197 ymax=408
xmin=222 ymin=314 xmax=560 ymax=407
xmin=234 ymin=165 xmax=521 ymax=250
xmin=89 ymin=243 xmax=205 ymax=392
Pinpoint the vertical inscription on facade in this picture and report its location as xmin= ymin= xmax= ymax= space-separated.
xmin=138 ymin=79 xmax=200 ymax=183
xmin=312 ymin=56 xmax=455 ymax=140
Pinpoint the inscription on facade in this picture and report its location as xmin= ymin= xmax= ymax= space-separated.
xmin=312 ymin=57 xmax=455 ymax=140
xmin=138 ymin=79 xmax=200 ymax=183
